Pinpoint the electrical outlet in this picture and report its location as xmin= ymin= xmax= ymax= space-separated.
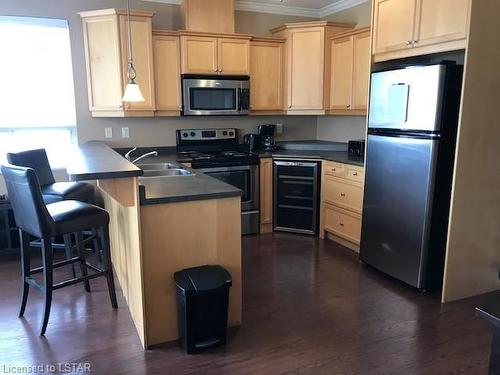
xmin=276 ymin=123 xmax=284 ymax=134
xmin=121 ymin=127 xmax=130 ymax=138
xmin=105 ymin=128 xmax=113 ymax=138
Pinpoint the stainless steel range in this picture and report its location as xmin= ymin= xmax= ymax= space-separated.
xmin=176 ymin=128 xmax=260 ymax=235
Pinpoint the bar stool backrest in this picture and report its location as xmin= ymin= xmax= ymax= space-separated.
xmin=1 ymin=164 xmax=54 ymax=238
xmin=7 ymin=149 xmax=56 ymax=187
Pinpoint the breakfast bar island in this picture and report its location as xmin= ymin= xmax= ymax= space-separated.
xmin=66 ymin=142 xmax=242 ymax=349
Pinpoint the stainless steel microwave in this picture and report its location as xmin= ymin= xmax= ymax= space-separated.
xmin=182 ymin=75 xmax=250 ymax=116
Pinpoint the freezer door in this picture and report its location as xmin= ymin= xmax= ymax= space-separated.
xmin=360 ymin=134 xmax=439 ymax=288
xmin=368 ymin=65 xmax=446 ymax=132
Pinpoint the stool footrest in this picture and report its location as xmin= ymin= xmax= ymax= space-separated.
xmin=29 ymin=257 xmax=81 ymax=275
xmin=52 ymin=271 xmax=107 ymax=291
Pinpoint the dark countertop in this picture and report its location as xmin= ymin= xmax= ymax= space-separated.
xmin=66 ymin=141 xmax=143 ymax=181
xmin=476 ymin=292 xmax=500 ymax=328
xmin=138 ymin=168 xmax=242 ymax=205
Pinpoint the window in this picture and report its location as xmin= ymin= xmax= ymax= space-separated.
xmin=0 ymin=16 xmax=77 ymax=167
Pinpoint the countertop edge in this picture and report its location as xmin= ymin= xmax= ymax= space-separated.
xmin=139 ymin=185 xmax=242 ymax=205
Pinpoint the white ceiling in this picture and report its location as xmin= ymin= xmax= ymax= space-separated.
xmin=143 ymin=0 xmax=369 ymax=18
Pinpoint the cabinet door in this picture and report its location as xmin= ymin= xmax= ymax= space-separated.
xmin=329 ymin=36 xmax=354 ymax=110
xmin=259 ymin=158 xmax=273 ymax=232
xmin=218 ymin=38 xmax=250 ymax=75
xmin=289 ymin=27 xmax=325 ymax=110
xmin=373 ymin=0 xmax=418 ymax=54
xmin=323 ymin=204 xmax=362 ymax=245
xmin=119 ymin=15 xmax=156 ymax=111
xmin=153 ymin=35 xmax=181 ymax=114
xmin=180 ymin=36 xmax=218 ymax=74
xmin=351 ymin=30 xmax=371 ymax=111
xmin=250 ymin=42 xmax=283 ymax=111
xmin=414 ymin=0 xmax=470 ymax=48
xmin=82 ymin=15 xmax=123 ymax=112
xmin=323 ymin=176 xmax=364 ymax=214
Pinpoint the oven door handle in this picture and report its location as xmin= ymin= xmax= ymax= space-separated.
xmin=197 ymin=165 xmax=253 ymax=173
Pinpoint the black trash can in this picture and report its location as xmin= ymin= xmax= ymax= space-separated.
xmin=174 ymin=265 xmax=232 ymax=354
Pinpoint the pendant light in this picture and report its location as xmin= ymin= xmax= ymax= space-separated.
xmin=122 ymin=0 xmax=145 ymax=102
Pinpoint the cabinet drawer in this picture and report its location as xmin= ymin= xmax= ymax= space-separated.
xmin=345 ymin=166 xmax=364 ymax=183
xmin=323 ymin=204 xmax=361 ymax=244
xmin=323 ymin=176 xmax=363 ymax=213
xmin=323 ymin=161 xmax=345 ymax=177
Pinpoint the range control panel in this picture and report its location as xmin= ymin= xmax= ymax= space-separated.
xmin=179 ymin=128 xmax=237 ymax=141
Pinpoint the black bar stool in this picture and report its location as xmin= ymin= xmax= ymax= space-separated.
xmin=1 ymin=164 xmax=117 ymax=335
xmin=7 ymin=149 xmax=102 ymax=274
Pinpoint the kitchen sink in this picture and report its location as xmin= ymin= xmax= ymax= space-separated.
xmin=138 ymin=162 xmax=195 ymax=178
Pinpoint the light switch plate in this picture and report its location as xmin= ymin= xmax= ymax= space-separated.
xmin=105 ymin=128 xmax=113 ymax=138
xmin=121 ymin=127 xmax=130 ymax=138
xmin=276 ymin=123 xmax=284 ymax=134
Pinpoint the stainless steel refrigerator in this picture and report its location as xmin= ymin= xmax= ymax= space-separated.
xmin=360 ymin=63 xmax=463 ymax=291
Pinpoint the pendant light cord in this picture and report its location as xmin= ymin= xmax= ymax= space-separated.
xmin=126 ymin=0 xmax=137 ymax=82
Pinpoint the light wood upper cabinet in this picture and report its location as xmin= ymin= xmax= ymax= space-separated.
xmin=181 ymin=35 xmax=218 ymax=74
xmin=373 ymin=0 xmax=417 ymax=54
xmin=351 ymin=30 xmax=371 ymax=111
xmin=414 ymin=0 xmax=470 ymax=48
xmin=330 ymin=35 xmax=353 ymax=110
xmin=181 ymin=0 xmax=235 ymax=34
xmin=272 ymin=21 xmax=355 ymax=115
xmin=328 ymin=28 xmax=370 ymax=115
xmin=250 ymin=38 xmax=284 ymax=113
xmin=180 ymin=33 xmax=250 ymax=75
xmin=218 ymin=38 xmax=250 ymax=75
xmin=372 ymin=0 xmax=470 ymax=62
xmin=153 ymin=32 xmax=182 ymax=116
xmin=80 ymin=9 xmax=156 ymax=117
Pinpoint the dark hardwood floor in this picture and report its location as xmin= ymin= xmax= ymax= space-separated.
xmin=0 ymin=233 xmax=492 ymax=374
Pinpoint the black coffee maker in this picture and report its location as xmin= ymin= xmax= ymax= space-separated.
xmin=257 ymin=124 xmax=277 ymax=151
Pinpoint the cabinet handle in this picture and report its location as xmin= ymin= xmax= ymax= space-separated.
xmin=340 ymin=193 xmax=346 ymax=197
xmin=412 ymin=40 xmax=418 ymax=45
xmin=346 ymin=104 xmax=351 ymax=108
xmin=353 ymin=172 xmax=358 ymax=176
xmin=405 ymin=40 xmax=412 ymax=46
xmin=331 ymin=168 xmax=336 ymax=172
xmin=340 ymin=223 xmax=344 ymax=227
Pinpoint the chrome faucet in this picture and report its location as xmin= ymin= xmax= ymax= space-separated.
xmin=125 ymin=147 xmax=159 ymax=164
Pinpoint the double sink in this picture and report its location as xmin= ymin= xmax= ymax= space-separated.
xmin=138 ymin=163 xmax=195 ymax=178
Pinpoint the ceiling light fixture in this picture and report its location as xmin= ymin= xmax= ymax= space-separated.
xmin=122 ymin=0 xmax=145 ymax=102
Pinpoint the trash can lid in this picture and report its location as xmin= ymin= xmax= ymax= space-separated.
xmin=174 ymin=265 xmax=232 ymax=292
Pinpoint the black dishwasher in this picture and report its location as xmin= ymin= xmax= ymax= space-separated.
xmin=273 ymin=160 xmax=321 ymax=235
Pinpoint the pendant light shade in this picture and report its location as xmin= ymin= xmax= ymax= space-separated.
xmin=122 ymin=81 xmax=145 ymax=102
xmin=122 ymin=0 xmax=145 ymax=103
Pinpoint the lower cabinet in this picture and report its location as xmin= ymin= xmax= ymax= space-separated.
xmin=320 ymin=161 xmax=364 ymax=252
xmin=259 ymin=158 xmax=273 ymax=233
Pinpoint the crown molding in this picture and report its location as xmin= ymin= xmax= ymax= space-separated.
xmin=142 ymin=0 xmax=369 ymax=18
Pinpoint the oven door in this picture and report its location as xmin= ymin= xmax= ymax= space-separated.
xmin=182 ymin=77 xmax=249 ymax=115
xmin=197 ymin=165 xmax=258 ymax=211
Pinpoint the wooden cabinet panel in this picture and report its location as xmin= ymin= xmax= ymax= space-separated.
xmin=181 ymin=36 xmax=218 ymax=74
xmin=80 ymin=9 xmax=156 ymax=117
xmin=153 ymin=34 xmax=181 ymax=115
xmin=181 ymin=0 xmax=235 ymax=34
xmin=83 ymin=15 xmax=123 ymax=112
xmin=373 ymin=0 xmax=418 ymax=54
xmin=250 ymin=40 xmax=284 ymax=112
xmin=345 ymin=165 xmax=365 ymax=183
xmin=329 ymin=36 xmax=353 ymax=110
xmin=324 ymin=161 xmax=346 ymax=178
xmin=218 ymin=38 xmax=250 ymax=75
xmin=260 ymin=158 xmax=273 ymax=233
xmin=415 ymin=0 xmax=470 ymax=47
xmin=352 ymin=31 xmax=371 ymax=110
xmin=324 ymin=176 xmax=364 ymax=214
xmin=119 ymin=15 xmax=156 ymax=112
xmin=323 ymin=204 xmax=361 ymax=245
xmin=289 ymin=28 xmax=325 ymax=110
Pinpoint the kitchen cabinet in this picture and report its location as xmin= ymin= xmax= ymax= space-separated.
xmin=320 ymin=161 xmax=364 ymax=251
xmin=372 ymin=0 xmax=470 ymax=62
xmin=180 ymin=32 xmax=251 ymax=75
xmin=152 ymin=31 xmax=182 ymax=116
xmin=181 ymin=0 xmax=235 ymax=34
xmin=328 ymin=27 xmax=370 ymax=115
xmin=271 ymin=21 xmax=354 ymax=115
xmin=259 ymin=158 xmax=273 ymax=233
xmin=250 ymin=38 xmax=285 ymax=114
xmin=80 ymin=9 xmax=156 ymax=117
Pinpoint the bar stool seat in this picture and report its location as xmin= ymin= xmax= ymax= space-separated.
xmin=47 ymin=200 xmax=109 ymax=234
xmin=42 ymin=182 xmax=96 ymax=205
xmin=1 ymin=163 xmax=118 ymax=336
